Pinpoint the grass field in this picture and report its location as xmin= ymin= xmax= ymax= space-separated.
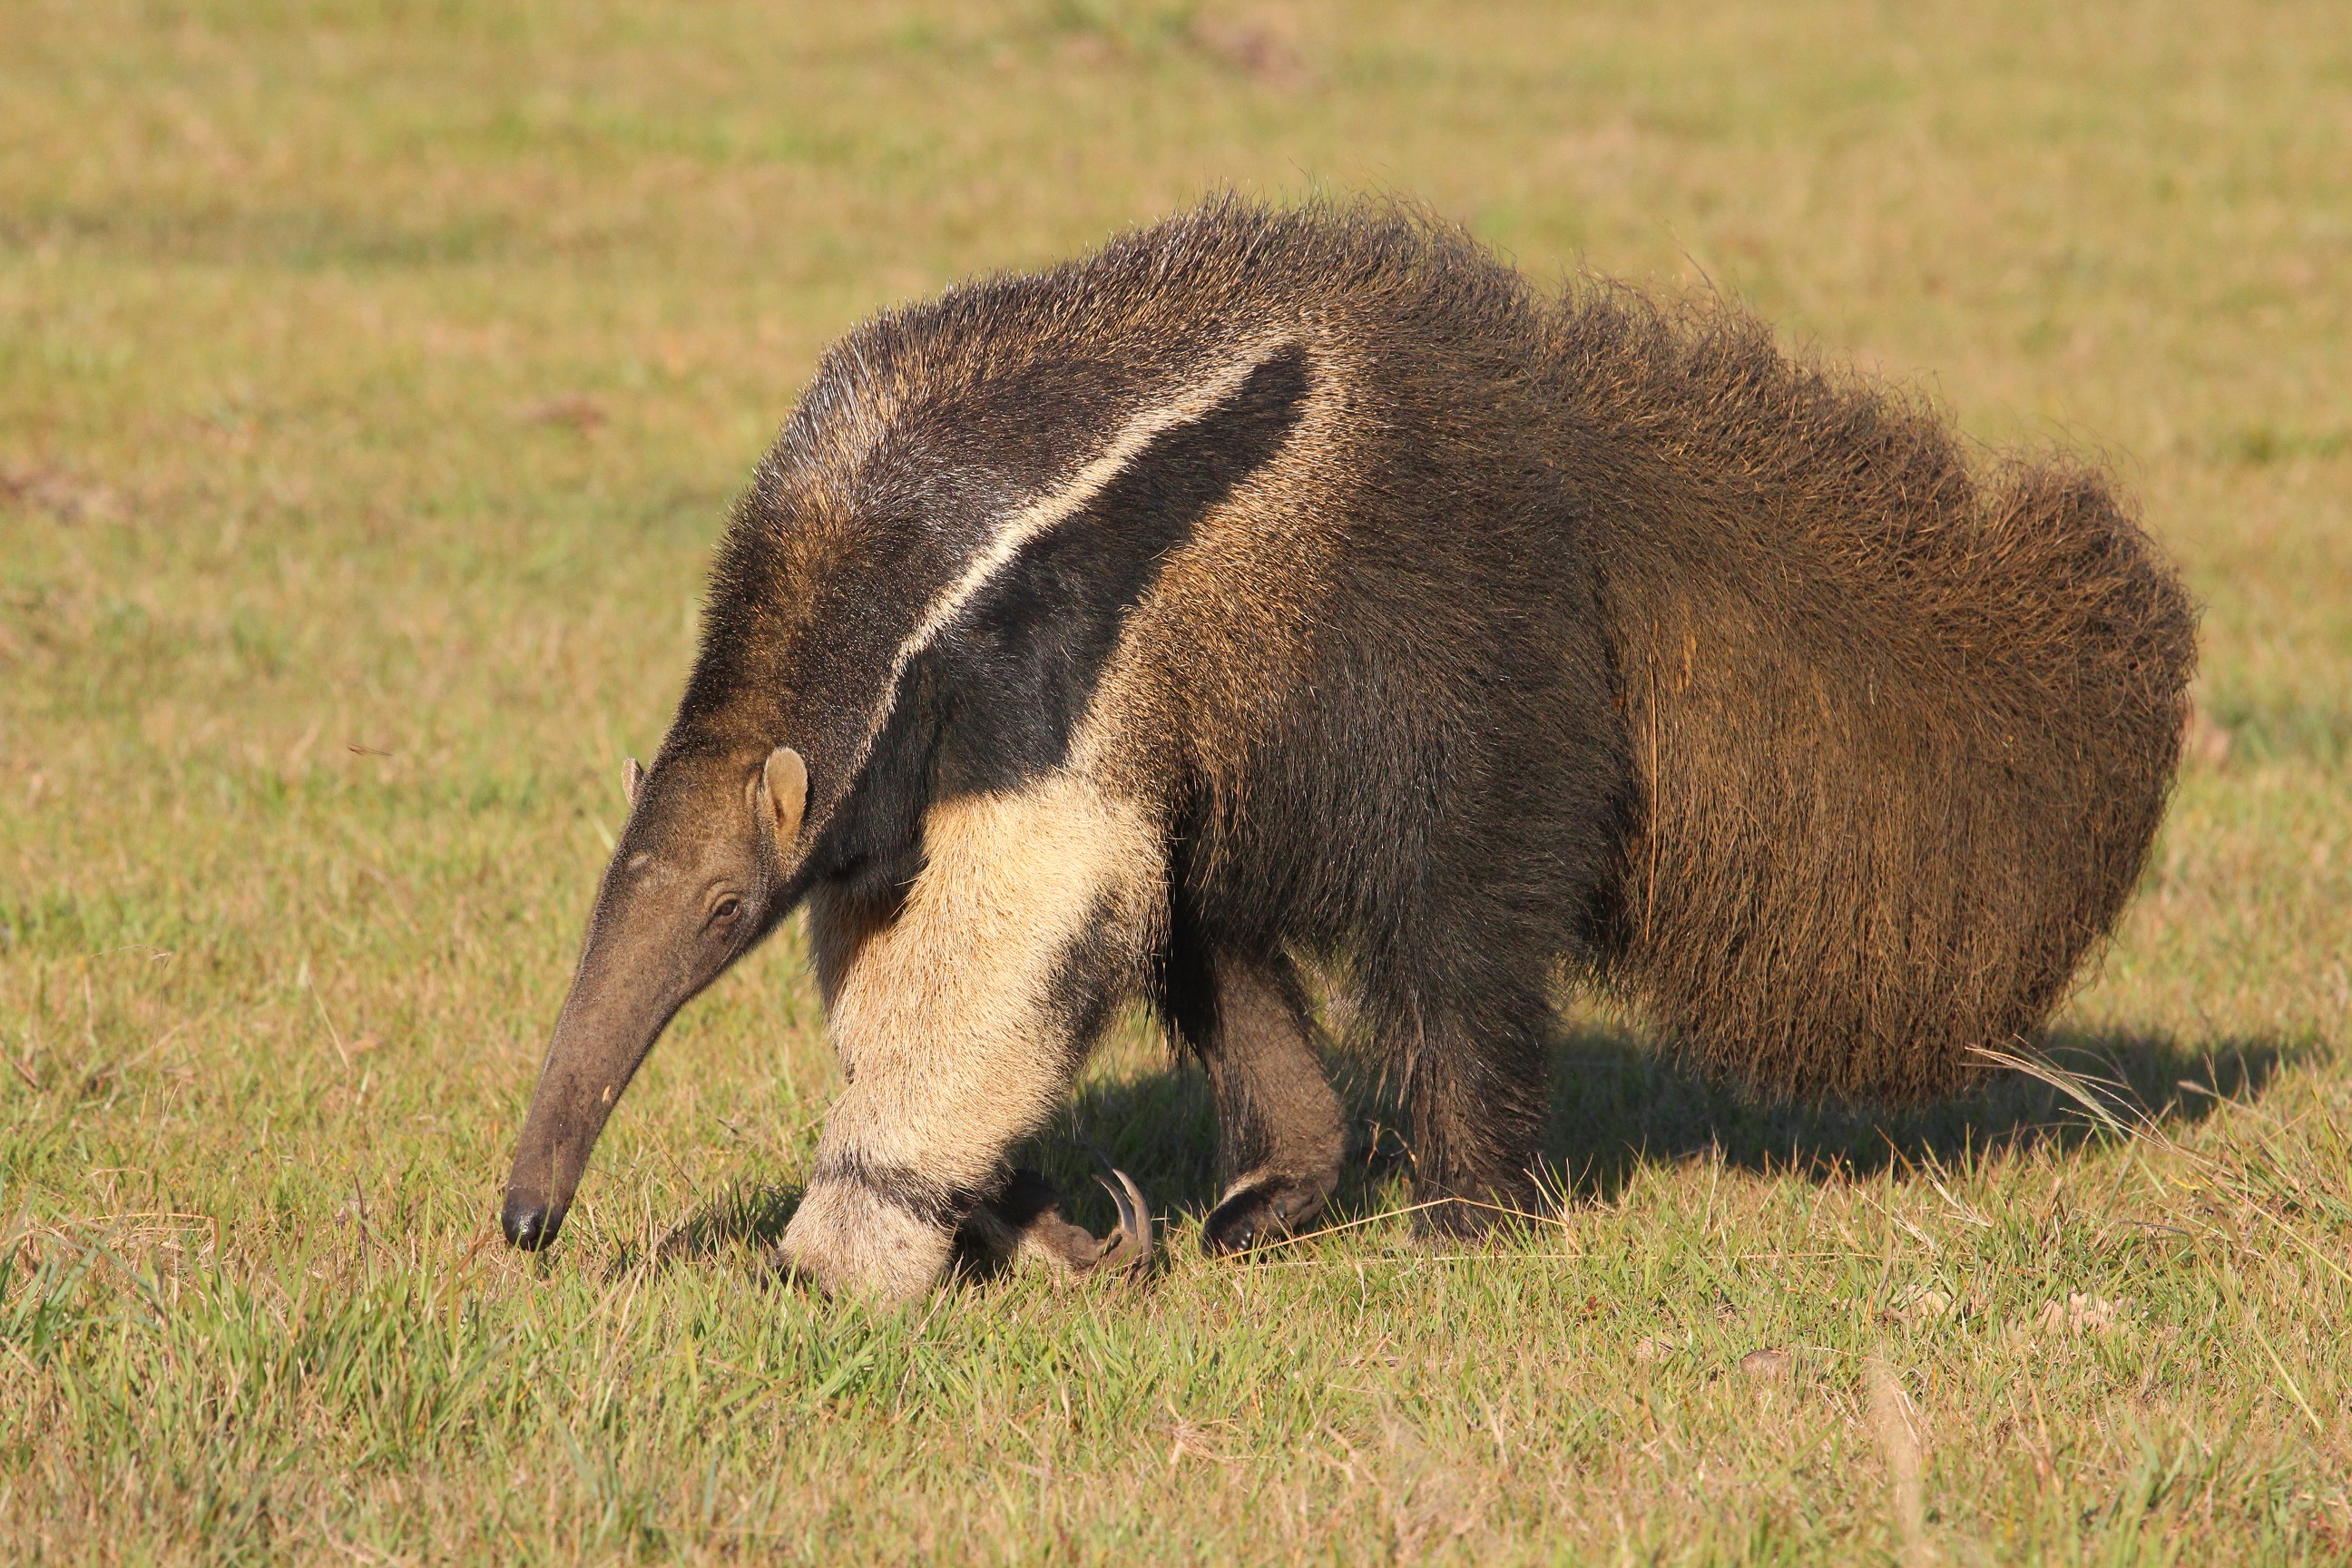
xmin=5 ymin=1 xmax=2350 ymax=1561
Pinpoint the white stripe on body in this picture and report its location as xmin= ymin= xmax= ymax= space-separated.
xmin=826 ymin=339 xmax=1297 ymax=798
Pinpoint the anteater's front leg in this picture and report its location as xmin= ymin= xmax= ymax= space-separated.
xmin=778 ymin=777 xmax=1163 ymax=1300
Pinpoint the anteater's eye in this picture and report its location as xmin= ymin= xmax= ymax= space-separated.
xmin=710 ymin=895 xmax=742 ymax=926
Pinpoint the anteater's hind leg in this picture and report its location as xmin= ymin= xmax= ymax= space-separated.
xmin=1377 ymin=949 xmax=1553 ymax=1238
xmin=1163 ymin=939 xmax=1347 ymax=1254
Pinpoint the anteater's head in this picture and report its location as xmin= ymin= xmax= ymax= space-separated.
xmin=499 ymin=746 xmax=807 ymax=1251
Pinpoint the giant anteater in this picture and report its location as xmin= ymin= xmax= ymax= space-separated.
xmin=499 ymin=198 xmax=2196 ymax=1299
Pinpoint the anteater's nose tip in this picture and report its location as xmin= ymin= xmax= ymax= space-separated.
xmin=500 ymin=1191 xmax=564 ymax=1251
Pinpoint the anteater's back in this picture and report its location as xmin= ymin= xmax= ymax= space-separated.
xmin=1549 ymin=295 xmax=2196 ymax=1100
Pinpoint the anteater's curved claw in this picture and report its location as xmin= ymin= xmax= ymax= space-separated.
xmin=1090 ymin=1168 xmax=1153 ymax=1275
xmin=960 ymin=1167 xmax=1154 ymax=1282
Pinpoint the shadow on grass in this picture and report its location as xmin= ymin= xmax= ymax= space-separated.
xmin=1533 ymin=1025 xmax=2293 ymax=1204
xmin=1040 ymin=1024 xmax=2299 ymax=1235
xmin=644 ymin=1182 xmax=802 ymax=1269
xmin=639 ymin=1024 xmax=2300 ymax=1265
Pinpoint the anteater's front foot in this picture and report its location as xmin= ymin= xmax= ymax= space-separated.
xmin=768 ymin=1176 xmax=956 ymax=1301
xmin=953 ymin=1168 xmax=1154 ymax=1281
xmin=1200 ymin=1171 xmax=1335 ymax=1254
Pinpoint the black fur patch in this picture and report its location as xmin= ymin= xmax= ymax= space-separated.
xmin=926 ymin=344 xmax=1310 ymax=799
xmin=1037 ymin=891 xmax=1136 ymax=1064
xmin=804 ymin=345 xmax=1310 ymax=890
xmin=813 ymin=1151 xmax=985 ymax=1231
xmin=801 ymin=656 xmax=944 ymax=906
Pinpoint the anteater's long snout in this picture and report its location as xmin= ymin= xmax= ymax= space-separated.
xmin=498 ymin=965 xmax=670 ymax=1253
xmin=496 ymin=1060 xmax=607 ymax=1253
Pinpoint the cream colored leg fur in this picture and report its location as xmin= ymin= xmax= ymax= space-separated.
xmin=776 ymin=771 xmax=1164 ymax=1298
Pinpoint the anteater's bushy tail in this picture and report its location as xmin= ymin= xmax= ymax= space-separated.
xmin=1562 ymin=297 xmax=2197 ymax=1102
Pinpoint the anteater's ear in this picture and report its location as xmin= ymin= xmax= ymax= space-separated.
xmin=622 ymin=757 xmax=644 ymax=808
xmin=761 ymin=747 xmax=808 ymax=850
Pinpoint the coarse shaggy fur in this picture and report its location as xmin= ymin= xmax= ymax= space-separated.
xmin=1571 ymin=299 xmax=2197 ymax=1101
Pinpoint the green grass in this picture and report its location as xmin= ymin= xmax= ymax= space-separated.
xmin=4 ymin=0 xmax=2349 ymax=1561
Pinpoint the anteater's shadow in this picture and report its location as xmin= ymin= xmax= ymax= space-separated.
xmin=1529 ymin=1024 xmax=2289 ymax=1204
xmin=1034 ymin=1023 xmax=2294 ymax=1240
xmin=647 ymin=1024 xmax=2292 ymax=1267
